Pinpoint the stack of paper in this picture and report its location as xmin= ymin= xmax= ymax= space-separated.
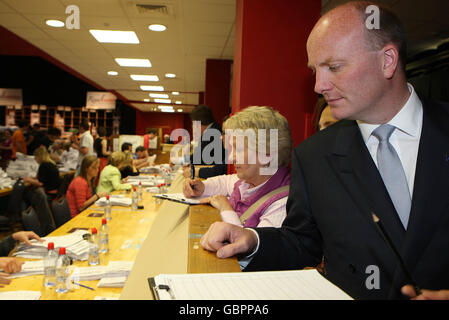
xmin=58 ymin=147 xmax=79 ymax=172
xmin=0 ymin=291 xmax=41 ymax=300
xmin=105 ymin=261 xmax=134 ymax=278
xmin=13 ymin=230 xmax=90 ymax=261
xmin=70 ymin=266 xmax=107 ymax=281
xmin=0 ymin=168 xmax=15 ymax=189
xmin=95 ymin=195 xmax=132 ymax=207
xmin=6 ymin=152 xmax=38 ymax=179
xmin=7 ymin=260 xmax=44 ymax=279
xmin=127 ymin=178 xmax=156 ymax=187
xmin=98 ymin=276 xmax=127 ymax=288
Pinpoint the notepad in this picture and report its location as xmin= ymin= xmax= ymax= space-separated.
xmin=153 ymin=193 xmax=200 ymax=205
xmin=149 ymin=269 xmax=353 ymax=300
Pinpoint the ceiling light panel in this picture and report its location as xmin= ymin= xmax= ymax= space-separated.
xmin=89 ymin=30 xmax=139 ymax=44
xmin=140 ymin=85 xmax=164 ymax=91
xmin=130 ymin=74 xmax=159 ymax=81
xmin=115 ymin=58 xmax=151 ymax=67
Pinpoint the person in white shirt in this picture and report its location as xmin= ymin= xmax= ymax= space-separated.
xmin=76 ymin=121 xmax=94 ymax=174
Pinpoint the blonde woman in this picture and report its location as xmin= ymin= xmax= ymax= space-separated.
xmin=96 ymin=151 xmax=132 ymax=193
xmin=23 ymin=146 xmax=61 ymax=201
xmin=66 ymin=156 xmax=107 ymax=218
xmin=120 ymin=150 xmax=140 ymax=179
xmin=184 ymin=106 xmax=293 ymax=228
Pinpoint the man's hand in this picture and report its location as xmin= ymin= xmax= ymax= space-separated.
xmin=200 ymin=195 xmax=234 ymax=212
xmin=12 ymin=231 xmax=42 ymax=246
xmin=183 ymin=178 xmax=205 ymax=198
xmin=401 ymin=285 xmax=449 ymax=300
xmin=200 ymin=222 xmax=258 ymax=259
xmin=0 ymin=257 xmax=24 ymax=274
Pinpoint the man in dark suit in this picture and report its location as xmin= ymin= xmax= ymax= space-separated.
xmin=200 ymin=1 xmax=449 ymax=300
xmin=188 ymin=104 xmax=227 ymax=177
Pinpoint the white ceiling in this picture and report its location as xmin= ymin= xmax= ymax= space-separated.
xmin=0 ymin=0 xmax=236 ymax=113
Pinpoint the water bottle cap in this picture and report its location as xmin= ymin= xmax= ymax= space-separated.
xmin=102 ymin=218 xmax=107 ymax=225
xmin=91 ymin=227 xmax=98 ymax=234
xmin=106 ymin=195 xmax=110 ymax=200
xmin=48 ymin=242 xmax=54 ymax=250
xmin=59 ymin=247 xmax=66 ymax=255
xmin=139 ymin=181 xmax=142 ymax=185
xmin=133 ymin=187 xmax=136 ymax=191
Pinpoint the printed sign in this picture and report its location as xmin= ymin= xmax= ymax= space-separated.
xmin=86 ymin=91 xmax=116 ymax=110
xmin=0 ymin=88 xmax=22 ymax=106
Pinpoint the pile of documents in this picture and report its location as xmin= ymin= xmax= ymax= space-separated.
xmin=7 ymin=260 xmax=44 ymax=279
xmin=127 ymin=175 xmax=157 ymax=187
xmin=13 ymin=230 xmax=91 ymax=261
xmin=0 ymin=291 xmax=41 ymax=300
xmin=0 ymin=168 xmax=15 ymax=189
xmin=58 ymin=147 xmax=79 ymax=172
xmin=95 ymin=194 xmax=132 ymax=207
xmin=70 ymin=261 xmax=134 ymax=288
xmin=6 ymin=152 xmax=38 ymax=178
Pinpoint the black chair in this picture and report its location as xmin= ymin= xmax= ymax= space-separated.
xmin=21 ymin=206 xmax=41 ymax=235
xmin=51 ymin=196 xmax=71 ymax=228
xmin=27 ymin=188 xmax=56 ymax=237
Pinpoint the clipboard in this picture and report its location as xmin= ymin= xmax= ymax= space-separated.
xmin=148 ymin=277 xmax=175 ymax=300
xmin=153 ymin=193 xmax=200 ymax=205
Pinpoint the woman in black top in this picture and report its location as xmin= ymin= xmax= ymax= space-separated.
xmin=94 ymin=127 xmax=110 ymax=178
xmin=22 ymin=146 xmax=61 ymax=202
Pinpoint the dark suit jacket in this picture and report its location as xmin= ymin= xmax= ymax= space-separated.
xmin=246 ymin=100 xmax=449 ymax=300
xmin=191 ymin=122 xmax=226 ymax=165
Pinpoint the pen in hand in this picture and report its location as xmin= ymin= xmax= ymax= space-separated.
xmin=190 ymin=164 xmax=195 ymax=190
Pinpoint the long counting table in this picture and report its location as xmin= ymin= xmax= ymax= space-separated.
xmin=0 ymin=173 xmax=240 ymax=300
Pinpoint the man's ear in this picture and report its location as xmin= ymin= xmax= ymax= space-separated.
xmin=382 ymin=44 xmax=400 ymax=79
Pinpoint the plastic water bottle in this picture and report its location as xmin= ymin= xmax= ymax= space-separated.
xmin=160 ymin=183 xmax=168 ymax=194
xmin=155 ymin=184 xmax=162 ymax=205
xmin=55 ymin=247 xmax=70 ymax=293
xmin=104 ymin=194 xmax=112 ymax=221
xmin=88 ymin=228 xmax=100 ymax=265
xmin=43 ymin=242 xmax=58 ymax=287
xmin=131 ymin=187 xmax=138 ymax=210
xmin=99 ymin=218 xmax=109 ymax=254
xmin=138 ymin=181 xmax=143 ymax=201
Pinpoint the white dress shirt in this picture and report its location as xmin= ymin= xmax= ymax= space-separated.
xmin=357 ymin=83 xmax=423 ymax=195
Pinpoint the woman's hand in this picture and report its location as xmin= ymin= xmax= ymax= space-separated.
xmin=183 ymin=178 xmax=205 ymax=198
xmin=200 ymin=195 xmax=233 ymax=212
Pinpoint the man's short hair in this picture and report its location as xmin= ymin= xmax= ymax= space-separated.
xmin=80 ymin=121 xmax=89 ymax=131
xmin=121 ymin=142 xmax=132 ymax=152
xmin=190 ymin=105 xmax=215 ymax=125
xmin=135 ymin=146 xmax=146 ymax=153
xmin=17 ymin=119 xmax=28 ymax=128
xmin=339 ymin=1 xmax=408 ymax=71
xmin=47 ymin=127 xmax=61 ymax=137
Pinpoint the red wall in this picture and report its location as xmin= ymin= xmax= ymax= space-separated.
xmin=231 ymin=0 xmax=321 ymax=147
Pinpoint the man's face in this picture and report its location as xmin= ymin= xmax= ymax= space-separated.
xmin=136 ymin=151 xmax=145 ymax=159
xmin=306 ymin=11 xmax=385 ymax=123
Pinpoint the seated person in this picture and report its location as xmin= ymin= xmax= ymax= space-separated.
xmin=121 ymin=142 xmax=133 ymax=153
xmin=0 ymin=231 xmax=42 ymax=286
xmin=23 ymin=146 xmax=61 ymax=202
xmin=120 ymin=150 xmax=139 ymax=179
xmin=134 ymin=146 xmax=156 ymax=170
xmin=97 ymin=151 xmax=132 ymax=194
xmin=66 ymin=155 xmax=107 ymax=218
xmin=183 ymin=106 xmax=292 ymax=228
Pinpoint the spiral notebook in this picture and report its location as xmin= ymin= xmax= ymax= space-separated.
xmin=148 ymin=269 xmax=353 ymax=300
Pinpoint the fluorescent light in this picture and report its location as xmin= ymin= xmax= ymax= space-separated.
xmin=107 ymin=71 xmax=118 ymax=76
xmin=149 ymin=24 xmax=167 ymax=32
xmin=130 ymin=74 xmax=159 ymax=81
xmin=158 ymin=105 xmax=173 ymax=109
xmin=89 ymin=30 xmax=139 ymax=44
xmin=154 ymin=99 xmax=171 ymax=104
xmin=162 ymin=110 xmax=175 ymax=112
xmin=46 ymin=19 xmax=65 ymax=28
xmin=140 ymin=85 xmax=164 ymax=91
xmin=171 ymin=91 xmax=179 ymax=95
xmin=177 ymin=109 xmax=183 ymax=112
xmin=175 ymin=101 xmax=182 ymax=104
xmin=165 ymin=73 xmax=176 ymax=78
xmin=144 ymin=99 xmax=150 ymax=102
xmin=115 ymin=58 xmax=151 ymax=67
xmin=149 ymin=93 xmax=169 ymax=98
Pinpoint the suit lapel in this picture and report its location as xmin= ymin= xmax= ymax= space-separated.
xmin=326 ymin=121 xmax=406 ymax=248
xmin=402 ymin=100 xmax=449 ymax=271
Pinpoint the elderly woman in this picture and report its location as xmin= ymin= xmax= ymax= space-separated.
xmin=183 ymin=106 xmax=292 ymax=228
xmin=96 ymin=151 xmax=132 ymax=194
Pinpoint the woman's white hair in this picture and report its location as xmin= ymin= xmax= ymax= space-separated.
xmin=223 ymin=106 xmax=292 ymax=167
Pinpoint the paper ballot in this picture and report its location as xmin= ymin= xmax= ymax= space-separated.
xmin=95 ymin=195 xmax=132 ymax=207
xmin=0 ymin=291 xmax=41 ymax=300
xmin=149 ymin=269 xmax=353 ymax=300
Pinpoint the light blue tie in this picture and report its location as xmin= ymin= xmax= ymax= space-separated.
xmin=372 ymin=124 xmax=411 ymax=229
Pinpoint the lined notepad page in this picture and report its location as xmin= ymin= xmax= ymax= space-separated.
xmin=155 ymin=270 xmax=353 ymax=300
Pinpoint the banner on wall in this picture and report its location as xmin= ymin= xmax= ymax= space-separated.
xmin=86 ymin=91 xmax=116 ymax=110
xmin=0 ymin=88 xmax=22 ymax=106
